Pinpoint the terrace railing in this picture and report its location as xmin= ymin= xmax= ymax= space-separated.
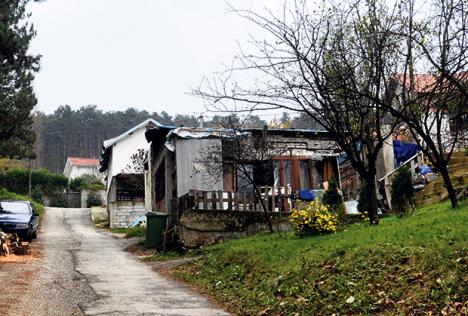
xmin=177 ymin=187 xmax=294 ymax=214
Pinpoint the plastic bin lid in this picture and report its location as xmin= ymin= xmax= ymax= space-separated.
xmin=146 ymin=212 xmax=169 ymax=217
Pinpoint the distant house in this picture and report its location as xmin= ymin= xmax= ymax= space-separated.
xmin=389 ymin=73 xmax=468 ymax=147
xmin=99 ymin=118 xmax=162 ymax=228
xmin=63 ymin=157 xmax=100 ymax=180
xmin=145 ymin=126 xmax=341 ymax=217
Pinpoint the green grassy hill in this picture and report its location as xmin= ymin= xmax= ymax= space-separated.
xmin=173 ymin=201 xmax=467 ymax=315
xmin=415 ymin=152 xmax=468 ymax=206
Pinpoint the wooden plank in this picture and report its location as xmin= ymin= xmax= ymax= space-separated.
xmin=227 ymin=191 xmax=233 ymax=211
xmin=202 ymin=191 xmax=208 ymax=210
xmin=242 ymin=191 xmax=247 ymax=211
xmin=218 ymin=190 xmax=224 ymax=210
xmin=250 ymin=192 xmax=254 ymax=211
xmin=211 ymin=190 xmax=217 ymax=210
xmin=235 ymin=192 xmax=240 ymax=211
xmin=263 ymin=187 xmax=269 ymax=212
xmin=194 ymin=192 xmax=199 ymax=210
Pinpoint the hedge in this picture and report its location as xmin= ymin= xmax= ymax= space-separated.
xmin=0 ymin=168 xmax=68 ymax=197
xmin=0 ymin=188 xmax=45 ymax=216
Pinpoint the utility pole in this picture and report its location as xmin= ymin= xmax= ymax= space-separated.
xmin=28 ymin=158 xmax=32 ymax=198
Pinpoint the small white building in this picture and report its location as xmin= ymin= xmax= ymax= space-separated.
xmin=99 ymin=118 xmax=161 ymax=228
xmin=63 ymin=157 xmax=100 ymax=180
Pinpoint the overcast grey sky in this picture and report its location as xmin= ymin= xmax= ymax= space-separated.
xmin=28 ymin=0 xmax=281 ymax=115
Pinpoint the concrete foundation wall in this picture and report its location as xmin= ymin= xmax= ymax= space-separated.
xmin=109 ymin=201 xmax=146 ymax=228
xmin=179 ymin=210 xmax=291 ymax=248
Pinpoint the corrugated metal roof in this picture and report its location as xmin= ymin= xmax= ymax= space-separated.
xmin=100 ymin=118 xmax=164 ymax=173
xmin=102 ymin=118 xmax=162 ymax=150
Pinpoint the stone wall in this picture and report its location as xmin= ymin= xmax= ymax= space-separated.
xmin=179 ymin=210 xmax=291 ymax=248
xmin=109 ymin=201 xmax=146 ymax=228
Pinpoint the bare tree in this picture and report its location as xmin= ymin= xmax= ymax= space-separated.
xmin=388 ymin=0 xmax=467 ymax=208
xmin=122 ymin=148 xmax=147 ymax=173
xmin=195 ymin=0 xmax=404 ymax=224
xmin=196 ymin=116 xmax=294 ymax=233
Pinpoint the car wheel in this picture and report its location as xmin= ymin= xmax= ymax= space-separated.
xmin=25 ymin=231 xmax=33 ymax=243
xmin=32 ymin=231 xmax=38 ymax=239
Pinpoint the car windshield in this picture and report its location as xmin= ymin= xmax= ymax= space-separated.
xmin=0 ymin=202 xmax=31 ymax=214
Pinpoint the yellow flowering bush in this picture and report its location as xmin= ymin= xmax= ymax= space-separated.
xmin=290 ymin=200 xmax=338 ymax=235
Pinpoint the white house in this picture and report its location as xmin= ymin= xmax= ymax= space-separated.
xmin=63 ymin=157 xmax=100 ymax=180
xmin=99 ymin=118 xmax=161 ymax=228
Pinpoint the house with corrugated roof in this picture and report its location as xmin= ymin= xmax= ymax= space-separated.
xmin=63 ymin=157 xmax=100 ymax=180
xmin=144 ymin=125 xmax=341 ymax=247
xmin=99 ymin=118 xmax=163 ymax=228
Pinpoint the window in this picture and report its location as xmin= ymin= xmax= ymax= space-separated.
xmin=300 ymin=160 xmax=311 ymax=189
xmin=237 ymin=164 xmax=253 ymax=193
xmin=284 ymin=160 xmax=292 ymax=186
xmin=272 ymin=158 xmax=322 ymax=190
xmin=253 ymin=161 xmax=274 ymax=187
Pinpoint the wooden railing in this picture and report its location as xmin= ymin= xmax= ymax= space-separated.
xmin=177 ymin=187 xmax=294 ymax=213
xmin=378 ymin=151 xmax=424 ymax=210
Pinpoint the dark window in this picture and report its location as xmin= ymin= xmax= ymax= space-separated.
xmin=253 ymin=161 xmax=274 ymax=187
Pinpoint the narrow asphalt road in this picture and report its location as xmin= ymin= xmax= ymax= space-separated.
xmin=11 ymin=207 xmax=228 ymax=316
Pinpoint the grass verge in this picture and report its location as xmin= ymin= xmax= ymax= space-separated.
xmin=144 ymin=249 xmax=198 ymax=262
xmin=173 ymin=200 xmax=468 ymax=315
xmin=109 ymin=226 xmax=146 ymax=238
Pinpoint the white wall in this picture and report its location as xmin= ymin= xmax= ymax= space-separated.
xmin=63 ymin=161 xmax=72 ymax=178
xmin=428 ymin=112 xmax=451 ymax=145
xmin=176 ymin=138 xmax=223 ymax=197
xmin=108 ymin=128 xmax=150 ymax=178
xmin=69 ymin=166 xmax=100 ymax=180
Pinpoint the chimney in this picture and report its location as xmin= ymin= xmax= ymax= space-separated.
xmin=198 ymin=115 xmax=204 ymax=128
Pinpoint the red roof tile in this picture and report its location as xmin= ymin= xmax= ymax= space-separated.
xmin=68 ymin=157 xmax=100 ymax=167
xmin=397 ymin=72 xmax=468 ymax=93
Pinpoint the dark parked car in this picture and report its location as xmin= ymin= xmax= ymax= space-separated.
xmin=0 ymin=201 xmax=39 ymax=242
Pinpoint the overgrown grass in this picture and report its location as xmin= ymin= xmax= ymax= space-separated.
xmin=109 ymin=226 xmax=146 ymax=238
xmin=173 ymin=200 xmax=468 ymax=315
xmin=144 ymin=250 xmax=195 ymax=262
xmin=0 ymin=188 xmax=45 ymax=216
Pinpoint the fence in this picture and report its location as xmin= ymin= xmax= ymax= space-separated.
xmin=66 ymin=192 xmax=81 ymax=208
xmin=177 ymin=187 xmax=294 ymax=214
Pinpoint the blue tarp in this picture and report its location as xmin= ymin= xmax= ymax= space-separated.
xmin=298 ymin=189 xmax=325 ymax=201
xmin=299 ymin=189 xmax=317 ymax=201
xmin=393 ymin=140 xmax=422 ymax=166
xmin=419 ymin=164 xmax=433 ymax=175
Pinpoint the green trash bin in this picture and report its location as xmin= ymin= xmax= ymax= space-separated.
xmin=146 ymin=212 xmax=169 ymax=248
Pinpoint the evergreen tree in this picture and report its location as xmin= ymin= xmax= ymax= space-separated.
xmin=0 ymin=0 xmax=40 ymax=158
xmin=322 ymin=178 xmax=345 ymax=220
xmin=391 ymin=165 xmax=414 ymax=217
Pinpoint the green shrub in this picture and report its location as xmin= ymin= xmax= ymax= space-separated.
xmin=322 ymin=178 xmax=345 ymax=221
xmin=391 ymin=165 xmax=414 ymax=216
xmin=68 ymin=177 xmax=84 ymax=191
xmin=50 ymin=192 xmax=69 ymax=208
xmin=69 ymin=174 xmax=104 ymax=191
xmin=0 ymin=188 xmax=45 ymax=216
xmin=31 ymin=186 xmax=44 ymax=204
xmin=86 ymin=191 xmax=103 ymax=208
xmin=290 ymin=200 xmax=338 ymax=235
xmin=0 ymin=168 xmax=67 ymax=196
